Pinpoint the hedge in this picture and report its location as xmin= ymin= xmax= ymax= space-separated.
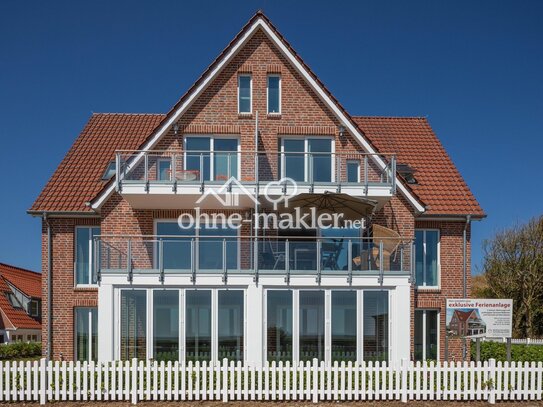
xmin=0 ymin=341 xmax=41 ymax=360
xmin=472 ymin=340 xmax=543 ymax=362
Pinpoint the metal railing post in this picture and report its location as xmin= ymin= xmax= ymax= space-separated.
xmin=222 ymin=238 xmax=227 ymax=284
xmin=378 ymin=240 xmax=384 ymax=285
xmin=347 ymin=239 xmax=352 ymax=285
xmin=115 ymin=153 xmax=121 ymax=192
xmin=95 ymin=238 xmax=101 ymax=283
xmin=309 ymin=153 xmax=314 ymax=193
xmin=336 ymin=155 xmax=342 ymax=192
xmin=253 ymin=238 xmax=259 ymax=284
xmin=316 ymin=239 xmax=322 ymax=285
xmin=391 ymin=155 xmax=397 ymax=194
xmin=285 ymin=240 xmax=290 ymax=284
xmin=199 ymin=153 xmax=204 ymax=192
xmin=400 ymin=244 xmax=404 ymax=273
xmin=158 ymin=239 xmax=164 ymax=283
xmin=364 ymin=155 xmax=369 ymax=194
xmin=190 ymin=238 xmax=196 ymax=283
xmin=127 ymin=239 xmax=132 ymax=283
xmin=172 ymin=154 xmax=177 ymax=192
xmin=410 ymin=241 xmax=416 ymax=285
xmin=144 ymin=152 xmax=149 ymax=192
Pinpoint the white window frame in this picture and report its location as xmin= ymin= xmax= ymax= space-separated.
xmin=116 ymin=288 xmax=246 ymax=363
xmin=279 ymin=137 xmax=336 ymax=183
xmin=267 ymin=74 xmax=281 ymax=114
xmin=237 ymin=74 xmax=252 ymax=114
xmin=263 ymin=288 xmax=389 ymax=364
xmin=74 ymin=226 xmax=100 ymax=287
xmin=415 ymin=229 xmax=441 ymax=289
xmin=346 ymin=159 xmax=360 ymax=183
xmin=415 ymin=309 xmax=440 ymax=361
xmin=183 ymin=135 xmax=241 ymax=181
xmin=74 ymin=307 xmax=97 ymax=361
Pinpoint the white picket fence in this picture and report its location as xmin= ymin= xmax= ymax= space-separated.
xmin=0 ymin=358 xmax=541 ymax=404
xmin=475 ymin=337 xmax=543 ymax=346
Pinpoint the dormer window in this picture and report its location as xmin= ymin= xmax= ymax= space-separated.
xmin=267 ymin=75 xmax=281 ymax=114
xmin=238 ymin=75 xmax=252 ymax=114
xmin=101 ymin=161 xmax=116 ymax=180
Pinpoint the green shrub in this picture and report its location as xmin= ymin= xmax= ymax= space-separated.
xmin=472 ymin=340 xmax=543 ymax=362
xmin=0 ymin=341 xmax=41 ymax=361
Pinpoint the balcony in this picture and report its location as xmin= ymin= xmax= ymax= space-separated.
xmin=114 ymin=150 xmax=397 ymax=209
xmin=95 ymin=235 xmax=413 ymax=283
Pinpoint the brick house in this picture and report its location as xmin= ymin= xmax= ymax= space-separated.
xmin=29 ymin=11 xmax=484 ymax=363
xmin=0 ymin=263 xmax=42 ymax=344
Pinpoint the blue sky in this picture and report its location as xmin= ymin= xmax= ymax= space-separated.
xmin=0 ymin=0 xmax=542 ymax=274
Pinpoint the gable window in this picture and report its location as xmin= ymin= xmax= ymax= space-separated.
xmin=238 ymin=75 xmax=252 ymax=114
xmin=75 ymin=226 xmax=100 ymax=286
xmin=185 ymin=136 xmax=239 ymax=181
xmin=267 ymin=75 xmax=281 ymax=114
xmin=415 ymin=229 xmax=439 ymax=287
xmin=75 ymin=307 xmax=98 ymax=361
xmin=280 ymin=138 xmax=333 ymax=183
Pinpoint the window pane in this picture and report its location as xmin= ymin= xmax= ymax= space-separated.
xmin=299 ymin=291 xmax=324 ymax=361
xmin=415 ymin=230 xmax=424 ymax=285
xmin=214 ymin=138 xmax=238 ymax=180
xmin=218 ymin=290 xmax=244 ymax=361
xmin=186 ymin=137 xmax=211 ymax=181
xmin=186 ymin=290 xmax=212 ymax=362
xmin=121 ymin=290 xmax=147 ymax=360
xmin=332 ymin=291 xmax=357 ymax=362
xmin=426 ymin=310 xmax=438 ymax=360
xmin=282 ymin=139 xmax=305 ymax=181
xmin=157 ymin=222 xmax=194 ymax=270
xmin=363 ymin=291 xmax=388 ymax=361
xmin=425 ymin=231 xmax=439 ymax=286
xmin=308 ymin=139 xmax=332 ymax=182
xmin=321 ymin=227 xmax=361 ymax=271
xmin=267 ymin=290 xmax=292 ymax=362
xmin=199 ymin=226 xmax=238 ymax=270
xmin=153 ymin=290 xmax=179 ymax=361
xmin=91 ymin=308 xmax=98 ymax=361
xmin=414 ymin=310 xmax=424 ymax=361
xmin=238 ymin=76 xmax=251 ymax=113
xmin=267 ymin=76 xmax=280 ymax=113
xmin=158 ymin=159 xmax=171 ymax=181
xmin=347 ymin=161 xmax=359 ymax=183
xmin=76 ymin=227 xmax=100 ymax=285
xmin=75 ymin=308 xmax=90 ymax=361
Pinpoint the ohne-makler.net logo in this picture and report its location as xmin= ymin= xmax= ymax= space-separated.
xmin=180 ymin=177 xmax=368 ymax=231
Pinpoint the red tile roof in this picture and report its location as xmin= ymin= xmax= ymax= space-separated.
xmin=30 ymin=113 xmax=164 ymax=213
xmin=0 ymin=263 xmax=41 ymax=330
xmin=353 ymin=117 xmax=484 ymax=217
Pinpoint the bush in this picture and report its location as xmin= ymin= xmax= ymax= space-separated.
xmin=0 ymin=341 xmax=41 ymax=361
xmin=472 ymin=340 xmax=543 ymax=362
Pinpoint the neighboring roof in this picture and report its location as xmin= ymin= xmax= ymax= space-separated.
xmin=30 ymin=114 xmax=164 ymax=213
xmin=353 ymin=117 xmax=485 ymax=217
xmin=0 ymin=263 xmax=41 ymax=330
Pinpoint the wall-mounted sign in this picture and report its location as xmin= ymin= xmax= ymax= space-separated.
xmin=446 ymin=299 xmax=513 ymax=338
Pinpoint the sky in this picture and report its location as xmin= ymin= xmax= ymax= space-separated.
xmin=0 ymin=0 xmax=542 ymax=274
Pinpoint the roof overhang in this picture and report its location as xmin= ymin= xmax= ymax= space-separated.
xmin=90 ymin=14 xmax=426 ymax=214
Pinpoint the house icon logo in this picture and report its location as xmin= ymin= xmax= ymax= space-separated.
xmin=195 ymin=177 xmax=258 ymax=207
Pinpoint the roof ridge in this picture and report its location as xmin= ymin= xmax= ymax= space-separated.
xmin=92 ymin=112 xmax=165 ymax=116
xmin=353 ymin=115 xmax=428 ymax=120
xmin=0 ymin=262 xmax=39 ymax=276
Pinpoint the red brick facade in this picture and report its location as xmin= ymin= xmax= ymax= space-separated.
xmin=38 ymin=20 xmax=478 ymax=362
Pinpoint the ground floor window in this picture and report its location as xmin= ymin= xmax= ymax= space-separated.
xmin=218 ymin=290 xmax=244 ymax=361
xmin=120 ymin=290 xmax=147 ymax=360
xmin=186 ymin=290 xmax=212 ymax=362
xmin=265 ymin=289 xmax=389 ymax=363
xmin=75 ymin=307 xmax=98 ymax=361
xmin=414 ymin=309 xmax=439 ymax=361
xmin=153 ymin=290 xmax=179 ymax=361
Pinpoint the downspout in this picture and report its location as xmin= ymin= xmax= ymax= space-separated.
xmin=462 ymin=214 xmax=471 ymax=360
xmin=43 ymin=212 xmax=53 ymax=361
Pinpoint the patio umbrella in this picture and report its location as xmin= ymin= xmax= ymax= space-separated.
xmin=277 ymin=192 xmax=377 ymax=222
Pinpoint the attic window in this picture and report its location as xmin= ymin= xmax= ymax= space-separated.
xmin=397 ymin=163 xmax=417 ymax=184
xmin=102 ymin=161 xmax=116 ymax=180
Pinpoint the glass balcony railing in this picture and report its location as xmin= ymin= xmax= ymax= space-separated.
xmin=114 ymin=150 xmax=396 ymax=191
xmin=94 ymin=235 xmax=413 ymax=282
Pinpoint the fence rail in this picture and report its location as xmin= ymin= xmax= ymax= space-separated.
xmin=1 ymin=358 xmax=541 ymax=404
xmin=474 ymin=337 xmax=543 ymax=346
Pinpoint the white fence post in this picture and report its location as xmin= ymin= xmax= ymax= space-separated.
xmin=312 ymin=358 xmax=318 ymax=403
xmin=488 ymin=358 xmax=496 ymax=404
xmin=401 ymin=358 xmax=408 ymax=403
xmin=39 ymin=358 xmax=46 ymax=405
xmin=222 ymin=359 xmax=228 ymax=402
xmin=131 ymin=358 xmax=138 ymax=404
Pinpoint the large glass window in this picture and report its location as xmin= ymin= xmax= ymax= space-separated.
xmin=157 ymin=222 xmax=193 ymax=270
xmin=199 ymin=225 xmax=238 ymax=270
xmin=238 ymin=75 xmax=252 ymax=113
xmin=153 ymin=290 xmax=179 ymax=361
xmin=267 ymin=290 xmax=292 ymax=362
xmin=214 ymin=138 xmax=238 ymax=180
xmin=121 ymin=290 xmax=147 ymax=360
xmin=267 ymin=75 xmax=280 ymax=114
xmin=320 ymin=227 xmax=362 ymax=271
xmin=186 ymin=290 xmax=212 ymax=362
xmin=363 ymin=291 xmax=388 ymax=361
xmin=185 ymin=137 xmax=211 ymax=181
xmin=332 ymin=291 xmax=357 ymax=362
xmin=299 ymin=290 xmax=325 ymax=361
xmin=218 ymin=290 xmax=244 ymax=361
xmin=415 ymin=230 xmax=439 ymax=287
xmin=185 ymin=137 xmax=239 ymax=181
xmin=414 ymin=309 xmax=438 ymax=361
xmin=75 ymin=307 xmax=97 ymax=361
xmin=280 ymin=138 xmax=333 ymax=182
xmin=75 ymin=227 xmax=100 ymax=285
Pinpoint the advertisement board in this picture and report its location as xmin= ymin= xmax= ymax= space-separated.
xmin=446 ymin=299 xmax=513 ymax=338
